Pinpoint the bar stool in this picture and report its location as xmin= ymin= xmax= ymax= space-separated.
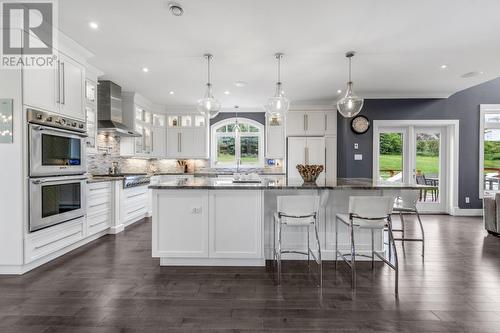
xmin=273 ymin=195 xmax=322 ymax=286
xmin=392 ymin=190 xmax=425 ymax=257
xmin=335 ymin=196 xmax=399 ymax=295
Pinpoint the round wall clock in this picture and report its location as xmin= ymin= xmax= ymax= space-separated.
xmin=351 ymin=115 xmax=370 ymax=134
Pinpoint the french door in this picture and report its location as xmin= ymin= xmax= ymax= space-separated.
xmin=374 ymin=124 xmax=448 ymax=213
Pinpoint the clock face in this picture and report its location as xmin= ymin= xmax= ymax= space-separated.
xmin=351 ymin=116 xmax=370 ymax=134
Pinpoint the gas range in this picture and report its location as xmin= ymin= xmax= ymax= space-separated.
xmin=93 ymin=173 xmax=151 ymax=188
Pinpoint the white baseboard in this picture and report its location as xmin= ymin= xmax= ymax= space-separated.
xmin=160 ymin=257 xmax=265 ymax=266
xmin=0 ymin=229 xmax=109 ymax=275
xmin=451 ymin=207 xmax=483 ymax=216
xmin=108 ymin=224 xmax=124 ymax=234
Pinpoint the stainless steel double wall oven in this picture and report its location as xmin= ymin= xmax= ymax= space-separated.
xmin=28 ymin=109 xmax=88 ymax=232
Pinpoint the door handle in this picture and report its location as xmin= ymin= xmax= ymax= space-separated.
xmin=303 ymin=114 xmax=306 ymax=131
xmin=324 ymin=114 xmax=327 ymax=131
xmin=56 ymin=60 xmax=61 ymax=104
xmin=61 ymin=62 xmax=65 ymax=105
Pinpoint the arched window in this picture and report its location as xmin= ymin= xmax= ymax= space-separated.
xmin=211 ymin=118 xmax=264 ymax=168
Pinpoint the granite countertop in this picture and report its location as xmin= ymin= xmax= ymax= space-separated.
xmin=87 ymin=176 xmax=124 ymax=183
xmin=152 ymin=171 xmax=287 ymax=177
xmin=149 ymin=177 xmax=437 ymax=190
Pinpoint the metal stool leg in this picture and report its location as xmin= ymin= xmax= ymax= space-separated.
xmin=334 ymin=216 xmax=338 ymax=271
xmin=314 ymin=219 xmax=322 ymax=287
xmin=371 ymin=228 xmax=375 ymax=270
xmin=277 ymin=221 xmax=282 ymax=285
xmin=387 ymin=217 xmax=399 ymax=295
xmin=307 ymin=225 xmax=310 ymax=270
xmin=350 ymin=218 xmax=356 ymax=290
xmin=415 ymin=209 xmax=425 ymax=258
xmin=400 ymin=212 xmax=405 ymax=249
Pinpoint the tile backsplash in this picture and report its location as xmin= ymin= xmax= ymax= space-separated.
xmin=87 ymin=133 xmax=283 ymax=175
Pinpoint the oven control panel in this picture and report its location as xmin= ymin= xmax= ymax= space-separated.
xmin=27 ymin=109 xmax=87 ymax=133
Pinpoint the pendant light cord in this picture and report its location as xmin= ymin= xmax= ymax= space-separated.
xmin=348 ymin=56 xmax=352 ymax=83
xmin=277 ymin=55 xmax=281 ymax=83
xmin=207 ymin=55 xmax=211 ymax=85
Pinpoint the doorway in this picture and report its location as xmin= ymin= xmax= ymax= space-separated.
xmin=373 ymin=120 xmax=459 ymax=214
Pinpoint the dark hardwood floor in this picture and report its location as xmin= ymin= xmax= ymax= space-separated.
xmin=1 ymin=215 xmax=500 ymax=332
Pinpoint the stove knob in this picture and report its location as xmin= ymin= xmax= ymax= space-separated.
xmin=55 ymin=118 xmax=61 ymax=124
xmin=46 ymin=116 xmax=52 ymax=122
xmin=79 ymin=124 xmax=84 ymax=129
xmin=60 ymin=118 xmax=66 ymax=125
xmin=36 ymin=113 xmax=43 ymax=120
xmin=72 ymin=122 xmax=77 ymax=127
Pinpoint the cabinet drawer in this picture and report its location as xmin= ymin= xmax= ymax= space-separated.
xmin=87 ymin=211 xmax=110 ymax=235
xmin=88 ymin=194 xmax=111 ymax=210
xmin=25 ymin=217 xmax=85 ymax=263
xmin=124 ymin=205 xmax=148 ymax=222
xmin=88 ymin=201 xmax=111 ymax=217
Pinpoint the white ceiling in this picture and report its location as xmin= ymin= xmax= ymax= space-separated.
xmin=59 ymin=0 xmax=500 ymax=108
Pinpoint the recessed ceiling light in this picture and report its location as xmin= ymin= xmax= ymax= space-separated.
xmin=168 ymin=2 xmax=184 ymax=16
xmin=461 ymin=71 xmax=484 ymax=78
xmin=235 ymin=81 xmax=247 ymax=88
xmin=337 ymin=89 xmax=342 ymax=94
xmin=169 ymin=91 xmax=174 ymax=95
xmin=89 ymin=21 xmax=99 ymax=30
xmin=440 ymin=64 xmax=448 ymax=69
xmin=142 ymin=67 xmax=149 ymax=73
xmin=224 ymin=91 xmax=230 ymax=95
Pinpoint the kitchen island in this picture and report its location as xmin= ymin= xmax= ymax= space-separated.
xmin=150 ymin=177 xmax=430 ymax=266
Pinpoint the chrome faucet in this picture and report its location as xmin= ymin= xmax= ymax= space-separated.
xmin=109 ymin=161 xmax=119 ymax=175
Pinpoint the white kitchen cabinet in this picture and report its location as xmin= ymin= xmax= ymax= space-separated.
xmin=87 ymin=182 xmax=112 ymax=236
xmin=166 ymin=114 xmax=208 ymax=158
xmin=153 ymin=190 xmax=209 ymax=258
xmin=152 ymin=189 xmax=264 ymax=265
xmin=325 ymin=112 xmax=337 ymax=136
xmin=58 ymin=53 xmax=85 ymax=120
xmin=266 ymin=114 xmax=285 ymax=158
xmin=121 ymin=185 xmax=149 ymax=227
xmin=24 ymin=217 xmax=85 ymax=264
xmin=325 ymin=136 xmax=337 ymax=183
xmin=22 ymin=51 xmax=85 ymax=121
xmin=85 ymin=79 xmax=98 ymax=152
xmin=152 ymin=126 xmax=167 ymax=158
xmin=287 ymin=136 xmax=326 ymax=183
xmin=286 ymin=110 xmax=336 ymax=136
xmin=208 ymin=190 xmax=262 ymax=259
xmin=305 ymin=112 xmax=326 ymax=136
xmin=22 ymin=66 xmax=58 ymax=113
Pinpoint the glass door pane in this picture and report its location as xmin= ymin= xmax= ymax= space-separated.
xmin=415 ymin=130 xmax=440 ymax=202
xmin=378 ymin=132 xmax=404 ymax=182
xmin=483 ymin=129 xmax=500 ymax=191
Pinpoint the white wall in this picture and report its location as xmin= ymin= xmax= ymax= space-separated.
xmin=0 ymin=68 xmax=24 ymax=266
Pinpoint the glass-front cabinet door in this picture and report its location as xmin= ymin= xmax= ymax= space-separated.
xmin=85 ymin=80 xmax=98 ymax=152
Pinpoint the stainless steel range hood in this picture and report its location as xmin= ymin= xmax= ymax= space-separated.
xmin=97 ymin=80 xmax=141 ymax=137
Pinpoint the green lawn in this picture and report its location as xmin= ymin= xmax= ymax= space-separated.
xmin=379 ymin=154 xmax=439 ymax=179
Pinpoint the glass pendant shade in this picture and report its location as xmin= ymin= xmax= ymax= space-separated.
xmin=265 ymin=53 xmax=290 ymax=117
xmin=337 ymin=51 xmax=364 ymax=118
xmin=337 ymin=82 xmax=364 ymax=118
xmin=198 ymin=54 xmax=221 ymax=119
xmin=197 ymin=83 xmax=221 ymax=119
xmin=266 ymin=82 xmax=289 ymax=117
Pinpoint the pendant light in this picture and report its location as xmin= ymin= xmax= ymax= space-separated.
xmin=234 ymin=105 xmax=241 ymax=133
xmin=197 ymin=53 xmax=221 ymax=119
xmin=266 ymin=53 xmax=290 ymax=117
xmin=337 ymin=51 xmax=364 ymax=118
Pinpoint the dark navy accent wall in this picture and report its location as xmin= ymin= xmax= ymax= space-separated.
xmin=337 ymin=77 xmax=500 ymax=209
xmin=210 ymin=112 xmax=265 ymax=125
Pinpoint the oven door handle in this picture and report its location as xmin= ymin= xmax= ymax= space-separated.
xmin=31 ymin=125 xmax=88 ymax=138
xmin=31 ymin=176 xmax=88 ymax=184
